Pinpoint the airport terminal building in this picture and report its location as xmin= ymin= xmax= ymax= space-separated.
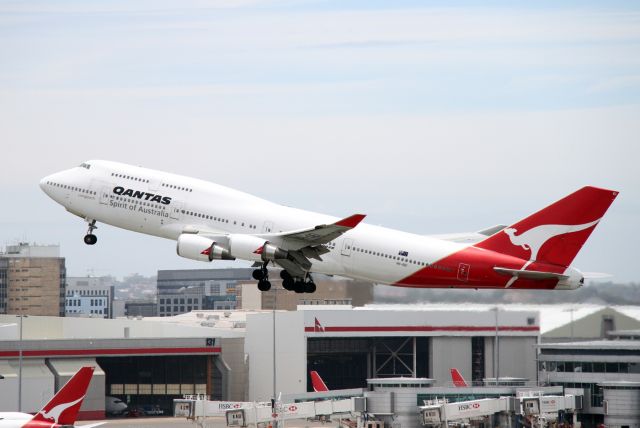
xmin=0 ymin=305 xmax=538 ymax=418
xmin=2 ymin=304 xmax=640 ymax=425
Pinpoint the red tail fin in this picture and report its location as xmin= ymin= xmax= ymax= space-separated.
xmin=310 ymin=371 xmax=329 ymax=392
xmin=474 ymin=186 xmax=618 ymax=268
xmin=26 ymin=366 xmax=95 ymax=427
xmin=450 ymin=368 xmax=468 ymax=387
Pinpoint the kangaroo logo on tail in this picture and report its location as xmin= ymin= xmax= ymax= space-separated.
xmin=503 ymin=219 xmax=600 ymax=263
xmin=38 ymin=395 xmax=85 ymax=425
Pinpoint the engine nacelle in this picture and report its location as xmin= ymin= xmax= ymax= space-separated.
xmin=228 ymin=234 xmax=288 ymax=262
xmin=176 ymin=234 xmax=234 ymax=262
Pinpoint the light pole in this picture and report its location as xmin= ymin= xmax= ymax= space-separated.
xmin=272 ymin=284 xmax=278 ymax=428
xmin=18 ymin=315 xmax=27 ymax=412
xmin=493 ymin=306 xmax=500 ymax=386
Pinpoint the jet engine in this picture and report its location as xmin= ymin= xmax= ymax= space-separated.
xmin=176 ymin=234 xmax=234 ymax=262
xmin=228 ymin=234 xmax=288 ymax=262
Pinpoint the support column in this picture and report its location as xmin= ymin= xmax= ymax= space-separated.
xmin=206 ymin=355 xmax=213 ymax=397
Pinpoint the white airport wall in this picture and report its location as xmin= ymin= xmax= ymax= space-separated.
xmin=221 ymin=337 xmax=248 ymax=401
xmin=48 ymin=358 xmax=105 ymax=413
xmin=496 ymin=337 xmax=538 ymax=380
xmin=0 ymin=314 xmax=240 ymax=340
xmin=0 ymin=359 xmax=55 ymax=413
xmin=246 ymin=311 xmax=306 ymax=401
xmin=603 ymin=386 xmax=640 ymax=427
xmin=430 ymin=337 xmax=471 ymax=385
xmin=303 ymin=307 xmax=538 ymax=337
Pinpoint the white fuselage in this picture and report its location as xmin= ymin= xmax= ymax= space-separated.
xmin=40 ymin=160 xmax=465 ymax=286
xmin=0 ymin=412 xmax=33 ymax=428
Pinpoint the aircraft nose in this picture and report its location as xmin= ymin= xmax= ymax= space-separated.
xmin=39 ymin=173 xmax=59 ymax=196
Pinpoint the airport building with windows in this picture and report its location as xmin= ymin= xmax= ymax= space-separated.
xmin=2 ymin=302 xmax=640 ymax=425
xmin=538 ymin=339 xmax=640 ymax=426
xmin=65 ymin=276 xmax=115 ymax=318
xmin=156 ymin=268 xmax=253 ymax=316
xmin=0 ymin=243 xmax=66 ymax=317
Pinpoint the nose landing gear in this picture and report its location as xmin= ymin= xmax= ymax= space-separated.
xmin=84 ymin=219 xmax=98 ymax=245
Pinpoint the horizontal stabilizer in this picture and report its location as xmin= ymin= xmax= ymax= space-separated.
xmin=493 ymin=267 xmax=569 ymax=281
xmin=428 ymin=225 xmax=507 ymax=244
xmin=582 ymin=272 xmax=613 ymax=280
xmin=477 ymin=224 xmax=507 ymax=236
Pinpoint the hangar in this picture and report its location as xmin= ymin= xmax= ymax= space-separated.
xmin=244 ymin=305 xmax=539 ymax=400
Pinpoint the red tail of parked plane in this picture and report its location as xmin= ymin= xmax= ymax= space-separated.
xmin=22 ymin=366 xmax=95 ymax=428
xmin=450 ymin=368 xmax=469 ymax=387
xmin=310 ymin=371 xmax=329 ymax=392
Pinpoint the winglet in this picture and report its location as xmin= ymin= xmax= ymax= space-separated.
xmin=334 ymin=214 xmax=366 ymax=228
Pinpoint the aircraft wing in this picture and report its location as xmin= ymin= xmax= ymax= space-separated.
xmin=260 ymin=214 xmax=366 ymax=250
xmin=196 ymin=214 xmax=366 ymax=277
xmin=259 ymin=214 xmax=366 ymax=277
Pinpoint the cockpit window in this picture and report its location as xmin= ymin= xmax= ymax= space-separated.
xmin=79 ymin=163 xmax=91 ymax=169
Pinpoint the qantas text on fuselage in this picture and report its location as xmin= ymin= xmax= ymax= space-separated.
xmin=40 ymin=160 xmax=618 ymax=293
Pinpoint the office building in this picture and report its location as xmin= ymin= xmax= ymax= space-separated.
xmin=66 ymin=276 xmax=115 ymax=318
xmin=156 ymin=268 xmax=253 ymax=316
xmin=0 ymin=243 xmax=65 ymax=316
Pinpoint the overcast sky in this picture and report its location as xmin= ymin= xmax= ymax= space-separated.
xmin=1 ymin=0 xmax=638 ymax=282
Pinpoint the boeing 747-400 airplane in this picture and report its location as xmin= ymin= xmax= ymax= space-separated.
xmin=40 ymin=161 xmax=617 ymax=293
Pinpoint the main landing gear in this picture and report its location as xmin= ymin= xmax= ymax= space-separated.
xmin=83 ymin=219 xmax=98 ymax=245
xmin=252 ymin=262 xmax=271 ymax=291
xmin=281 ymin=270 xmax=316 ymax=294
xmin=251 ymin=266 xmax=317 ymax=293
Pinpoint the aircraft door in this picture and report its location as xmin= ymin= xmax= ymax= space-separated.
xmin=169 ymin=201 xmax=182 ymax=221
xmin=340 ymin=238 xmax=354 ymax=275
xmin=341 ymin=238 xmax=353 ymax=256
xmin=149 ymin=178 xmax=160 ymax=192
xmin=262 ymin=221 xmax=274 ymax=233
xmin=99 ymin=185 xmax=110 ymax=205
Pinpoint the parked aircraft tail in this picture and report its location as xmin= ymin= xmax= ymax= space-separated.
xmin=25 ymin=366 xmax=95 ymax=427
xmin=310 ymin=371 xmax=329 ymax=392
xmin=450 ymin=368 xmax=469 ymax=387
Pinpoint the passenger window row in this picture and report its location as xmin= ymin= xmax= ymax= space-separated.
xmin=352 ymin=246 xmax=428 ymax=266
xmin=181 ymin=210 xmax=258 ymax=230
xmin=162 ymin=183 xmax=193 ymax=192
xmin=111 ymin=172 xmax=149 ymax=183
xmin=47 ymin=181 xmax=96 ymax=195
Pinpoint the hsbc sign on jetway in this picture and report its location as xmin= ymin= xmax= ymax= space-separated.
xmin=442 ymin=398 xmax=506 ymax=419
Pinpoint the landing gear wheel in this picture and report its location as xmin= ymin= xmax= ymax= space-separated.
xmin=294 ymin=281 xmax=306 ymax=294
xmin=256 ymin=263 xmax=270 ymax=291
xmin=280 ymin=270 xmax=295 ymax=290
xmin=84 ymin=219 xmax=98 ymax=245
xmin=282 ymin=277 xmax=294 ymax=291
xmin=304 ymin=282 xmax=316 ymax=293
xmin=258 ymin=280 xmax=271 ymax=292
